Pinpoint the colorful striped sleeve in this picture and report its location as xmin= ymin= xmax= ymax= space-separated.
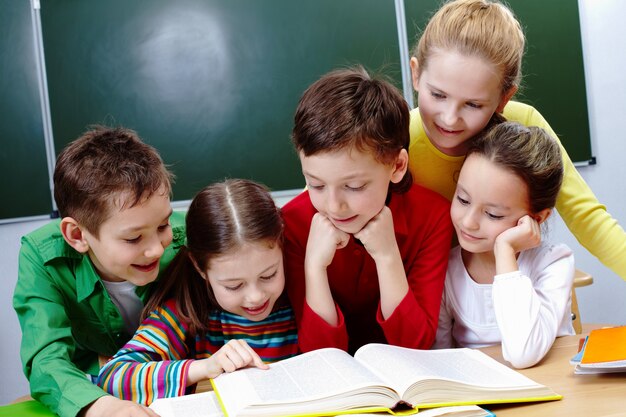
xmin=96 ymin=300 xmax=194 ymax=404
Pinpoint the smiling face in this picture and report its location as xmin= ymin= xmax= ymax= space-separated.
xmin=81 ymin=189 xmax=173 ymax=286
xmin=412 ymin=50 xmax=511 ymax=157
xmin=206 ymin=241 xmax=285 ymax=322
xmin=300 ymin=147 xmax=406 ymax=234
xmin=451 ymin=154 xmax=530 ymax=254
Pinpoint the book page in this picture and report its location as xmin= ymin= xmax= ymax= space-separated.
xmin=213 ymin=348 xmax=397 ymax=417
xmin=149 ymin=392 xmax=223 ymax=417
xmin=355 ymin=344 xmax=543 ymax=396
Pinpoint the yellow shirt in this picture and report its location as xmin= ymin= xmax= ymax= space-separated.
xmin=409 ymin=100 xmax=626 ymax=280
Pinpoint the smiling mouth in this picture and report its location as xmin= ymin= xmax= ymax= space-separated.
xmin=133 ymin=260 xmax=159 ymax=273
xmin=460 ymin=230 xmax=481 ymax=241
xmin=436 ymin=124 xmax=462 ymax=135
xmin=332 ymin=215 xmax=358 ymax=224
xmin=243 ymin=300 xmax=270 ymax=316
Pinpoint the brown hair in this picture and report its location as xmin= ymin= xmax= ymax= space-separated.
xmin=292 ymin=66 xmax=412 ymax=193
xmin=53 ymin=126 xmax=173 ymax=237
xmin=467 ymin=121 xmax=563 ymax=213
xmin=142 ymin=179 xmax=284 ymax=336
xmin=412 ymin=0 xmax=525 ymax=95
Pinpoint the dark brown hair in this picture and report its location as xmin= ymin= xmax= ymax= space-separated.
xmin=292 ymin=66 xmax=412 ymax=193
xmin=53 ymin=126 xmax=173 ymax=236
xmin=142 ymin=179 xmax=284 ymax=336
xmin=467 ymin=121 xmax=563 ymax=213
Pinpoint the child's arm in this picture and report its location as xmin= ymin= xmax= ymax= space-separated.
xmin=13 ymin=242 xmax=111 ymax=417
xmin=507 ymin=102 xmax=626 ymax=279
xmin=97 ymin=301 xmax=196 ymax=405
xmin=363 ymin=193 xmax=453 ymax=349
xmin=304 ymin=213 xmax=350 ymax=326
xmin=492 ymin=244 xmax=575 ymax=369
xmin=354 ymin=206 xmax=409 ymax=318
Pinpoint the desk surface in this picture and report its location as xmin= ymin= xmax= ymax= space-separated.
xmin=483 ymin=325 xmax=626 ymax=417
xmin=197 ymin=325 xmax=626 ymax=417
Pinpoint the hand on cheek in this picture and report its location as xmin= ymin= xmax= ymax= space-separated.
xmin=354 ymin=206 xmax=398 ymax=262
xmin=305 ymin=213 xmax=350 ymax=270
xmin=494 ymin=214 xmax=542 ymax=256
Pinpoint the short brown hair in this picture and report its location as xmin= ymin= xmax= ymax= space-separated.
xmin=142 ymin=179 xmax=284 ymax=336
xmin=53 ymin=126 xmax=173 ymax=236
xmin=292 ymin=66 xmax=412 ymax=193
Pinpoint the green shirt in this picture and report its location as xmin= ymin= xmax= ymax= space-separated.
xmin=13 ymin=211 xmax=186 ymax=417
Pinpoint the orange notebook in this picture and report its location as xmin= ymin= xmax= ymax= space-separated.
xmin=581 ymin=326 xmax=626 ymax=364
xmin=575 ymin=326 xmax=626 ymax=374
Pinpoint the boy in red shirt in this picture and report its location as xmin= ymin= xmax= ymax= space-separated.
xmin=283 ymin=67 xmax=453 ymax=354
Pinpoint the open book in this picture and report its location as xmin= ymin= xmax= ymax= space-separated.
xmin=148 ymin=393 xmax=494 ymax=417
xmin=210 ymin=344 xmax=560 ymax=417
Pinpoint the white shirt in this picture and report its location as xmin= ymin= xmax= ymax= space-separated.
xmin=434 ymin=243 xmax=575 ymax=368
xmin=102 ymin=280 xmax=143 ymax=335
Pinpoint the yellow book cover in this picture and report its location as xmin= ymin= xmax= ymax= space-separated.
xmin=209 ymin=344 xmax=560 ymax=417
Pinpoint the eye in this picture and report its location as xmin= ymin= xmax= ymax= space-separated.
xmin=260 ymin=270 xmax=278 ymax=281
xmin=486 ymin=212 xmax=505 ymax=220
xmin=158 ymin=222 xmax=171 ymax=231
xmin=345 ymin=184 xmax=365 ymax=191
xmin=308 ymin=183 xmax=324 ymax=190
xmin=466 ymin=102 xmax=483 ymax=109
xmin=224 ymin=283 xmax=243 ymax=291
xmin=456 ymin=195 xmax=470 ymax=205
xmin=431 ymin=91 xmax=445 ymax=99
xmin=124 ymin=236 xmax=141 ymax=244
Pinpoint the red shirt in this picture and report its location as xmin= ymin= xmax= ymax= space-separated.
xmin=283 ymin=184 xmax=453 ymax=354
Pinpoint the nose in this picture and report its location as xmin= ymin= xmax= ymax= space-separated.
xmin=246 ymin=284 xmax=265 ymax=304
xmin=144 ymin=235 xmax=166 ymax=259
xmin=326 ymin=188 xmax=345 ymax=216
xmin=441 ymin=104 xmax=459 ymax=127
xmin=461 ymin=208 xmax=480 ymax=231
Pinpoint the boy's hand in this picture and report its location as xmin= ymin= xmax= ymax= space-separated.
xmin=82 ymin=395 xmax=159 ymax=417
xmin=354 ymin=206 xmax=399 ymax=262
xmin=305 ymin=213 xmax=350 ymax=271
xmin=194 ymin=339 xmax=268 ymax=381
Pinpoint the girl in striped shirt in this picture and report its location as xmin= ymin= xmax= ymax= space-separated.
xmin=97 ymin=179 xmax=298 ymax=405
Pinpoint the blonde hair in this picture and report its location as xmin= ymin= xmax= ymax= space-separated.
xmin=412 ymin=0 xmax=525 ymax=95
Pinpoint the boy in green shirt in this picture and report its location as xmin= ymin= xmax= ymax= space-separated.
xmin=13 ymin=126 xmax=185 ymax=417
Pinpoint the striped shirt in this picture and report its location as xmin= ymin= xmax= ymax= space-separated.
xmin=96 ymin=298 xmax=298 ymax=404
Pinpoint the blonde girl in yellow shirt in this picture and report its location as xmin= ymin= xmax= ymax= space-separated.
xmin=408 ymin=0 xmax=626 ymax=279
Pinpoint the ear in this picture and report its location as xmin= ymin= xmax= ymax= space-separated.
xmin=496 ymin=86 xmax=518 ymax=113
xmin=60 ymin=217 xmax=90 ymax=253
xmin=189 ymin=254 xmax=208 ymax=280
xmin=390 ymin=149 xmax=409 ymax=184
xmin=409 ymin=57 xmax=420 ymax=93
xmin=533 ymin=208 xmax=552 ymax=225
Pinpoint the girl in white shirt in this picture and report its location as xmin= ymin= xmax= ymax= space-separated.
xmin=434 ymin=120 xmax=575 ymax=369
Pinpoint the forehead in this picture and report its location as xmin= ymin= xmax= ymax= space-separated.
xmin=98 ymin=189 xmax=171 ymax=231
xmin=459 ymin=154 xmax=529 ymax=205
xmin=208 ymin=242 xmax=282 ymax=279
xmin=299 ymin=147 xmax=386 ymax=174
xmin=423 ymin=49 xmax=503 ymax=100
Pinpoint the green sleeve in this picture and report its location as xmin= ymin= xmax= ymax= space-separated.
xmin=13 ymin=239 xmax=108 ymax=417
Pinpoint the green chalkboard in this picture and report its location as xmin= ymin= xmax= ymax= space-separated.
xmin=40 ymin=0 xmax=402 ymax=202
xmin=403 ymin=0 xmax=592 ymax=163
xmin=0 ymin=0 xmax=51 ymax=219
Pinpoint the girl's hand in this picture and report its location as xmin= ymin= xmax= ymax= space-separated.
xmin=305 ymin=213 xmax=350 ymax=271
xmin=190 ymin=340 xmax=268 ymax=383
xmin=494 ymin=215 xmax=542 ymax=275
xmin=354 ymin=206 xmax=399 ymax=262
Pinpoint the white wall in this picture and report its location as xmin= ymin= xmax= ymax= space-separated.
xmin=1 ymin=0 xmax=625 ymax=406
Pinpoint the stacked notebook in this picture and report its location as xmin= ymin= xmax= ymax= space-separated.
xmin=571 ymin=326 xmax=626 ymax=374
